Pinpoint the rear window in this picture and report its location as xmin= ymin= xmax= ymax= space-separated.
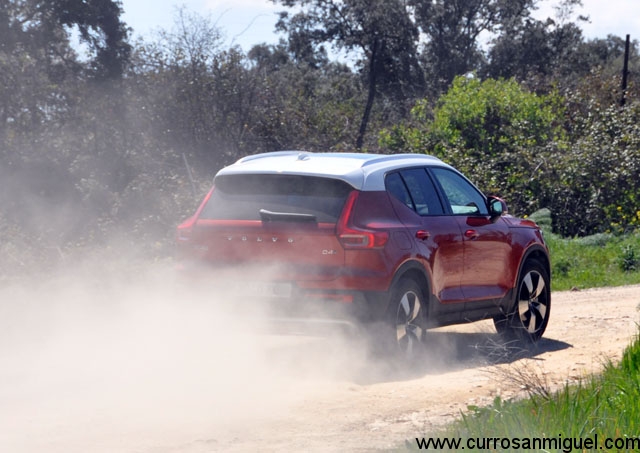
xmin=199 ymin=174 xmax=353 ymax=222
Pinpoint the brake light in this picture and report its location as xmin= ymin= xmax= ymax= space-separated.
xmin=337 ymin=191 xmax=389 ymax=249
xmin=339 ymin=232 xmax=388 ymax=248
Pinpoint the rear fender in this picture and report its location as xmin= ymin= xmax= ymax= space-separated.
xmin=385 ymin=260 xmax=433 ymax=321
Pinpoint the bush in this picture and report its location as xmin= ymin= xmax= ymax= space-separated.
xmin=619 ymin=245 xmax=639 ymax=272
xmin=381 ymin=75 xmax=640 ymax=237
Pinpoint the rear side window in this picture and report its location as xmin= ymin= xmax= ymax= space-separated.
xmin=385 ymin=169 xmax=444 ymax=216
xmin=199 ymin=174 xmax=353 ymax=222
xmin=385 ymin=173 xmax=414 ymax=211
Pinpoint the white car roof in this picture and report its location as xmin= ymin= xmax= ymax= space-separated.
xmin=215 ymin=151 xmax=452 ymax=191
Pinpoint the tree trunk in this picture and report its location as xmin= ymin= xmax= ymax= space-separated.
xmin=356 ymin=38 xmax=379 ymax=150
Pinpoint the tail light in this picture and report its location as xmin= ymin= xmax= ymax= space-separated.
xmin=176 ymin=186 xmax=215 ymax=243
xmin=337 ymin=191 xmax=389 ymax=249
xmin=176 ymin=217 xmax=195 ymax=242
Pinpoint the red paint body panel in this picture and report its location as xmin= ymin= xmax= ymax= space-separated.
xmin=176 ymin=164 xmax=550 ymax=327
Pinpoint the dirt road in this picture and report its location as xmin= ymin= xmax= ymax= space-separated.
xmin=1 ymin=267 xmax=638 ymax=452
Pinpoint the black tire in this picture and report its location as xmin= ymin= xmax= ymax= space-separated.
xmin=494 ymin=260 xmax=551 ymax=342
xmin=379 ymin=278 xmax=427 ymax=360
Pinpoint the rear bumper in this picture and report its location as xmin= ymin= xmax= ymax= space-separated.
xmin=234 ymin=287 xmax=387 ymax=323
xmin=176 ymin=261 xmax=389 ymax=323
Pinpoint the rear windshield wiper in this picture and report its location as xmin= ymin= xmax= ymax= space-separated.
xmin=259 ymin=209 xmax=317 ymax=223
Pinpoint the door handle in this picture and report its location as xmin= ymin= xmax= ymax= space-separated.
xmin=465 ymin=229 xmax=479 ymax=240
xmin=416 ymin=230 xmax=430 ymax=240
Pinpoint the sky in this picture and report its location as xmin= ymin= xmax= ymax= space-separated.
xmin=120 ymin=0 xmax=640 ymax=51
xmin=120 ymin=0 xmax=281 ymax=49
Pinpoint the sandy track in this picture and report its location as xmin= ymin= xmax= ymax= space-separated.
xmin=1 ymin=270 xmax=638 ymax=452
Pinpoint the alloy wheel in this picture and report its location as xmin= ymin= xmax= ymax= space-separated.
xmin=517 ymin=269 xmax=549 ymax=336
xmin=395 ymin=288 xmax=424 ymax=357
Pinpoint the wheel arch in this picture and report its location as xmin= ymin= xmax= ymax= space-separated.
xmin=387 ymin=259 xmax=433 ymax=319
xmin=519 ymin=244 xmax=551 ymax=279
xmin=504 ymin=243 xmax=551 ymax=313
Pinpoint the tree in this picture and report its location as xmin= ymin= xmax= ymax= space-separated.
xmin=55 ymin=0 xmax=131 ymax=79
xmin=484 ymin=18 xmax=587 ymax=85
xmin=482 ymin=0 xmax=596 ymax=90
xmin=0 ymin=0 xmax=132 ymax=150
xmin=580 ymin=35 xmax=640 ymax=83
xmin=274 ymin=0 xmax=424 ymax=149
xmin=412 ymin=0 xmax=535 ymax=95
xmin=1 ymin=0 xmax=77 ymax=140
xmin=0 ymin=0 xmax=130 ymax=80
xmin=0 ymin=0 xmax=136 ymax=261
xmin=247 ymin=45 xmax=364 ymax=152
xmin=550 ymin=70 xmax=640 ymax=236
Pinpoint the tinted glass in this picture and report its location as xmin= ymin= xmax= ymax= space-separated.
xmin=200 ymin=174 xmax=353 ymax=222
xmin=385 ymin=169 xmax=445 ymax=216
xmin=430 ymin=167 xmax=488 ymax=215
xmin=400 ymin=169 xmax=444 ymax=215
xmin=385 ymin=172 xmax=415 ymax=211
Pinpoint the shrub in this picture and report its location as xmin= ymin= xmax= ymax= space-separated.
xmin=619 ymin=245 xmax=639 ymax=272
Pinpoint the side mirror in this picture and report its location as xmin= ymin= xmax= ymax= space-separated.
xmin=488 ymin=196 xmax=508 ymax=218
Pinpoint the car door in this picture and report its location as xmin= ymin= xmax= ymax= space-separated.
xmin=385 ymin=169 xmax=466 ymax=309
xmin=428 ymin=167 xmax=513 ymax=304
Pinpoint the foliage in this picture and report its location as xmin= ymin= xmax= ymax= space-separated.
xmin=549 ymin=75 xmax=640 ymax=236
xmin=381 ymin=76 xmax=565 ymax=216
xmin=2 ymin=0 xmax=640 ymax=278
xmin=484 ymin=11 xmax=588 ymax=84
xmin=274 ymin=0 xmax=424 ymax=149
xmin=414 ymin=0 xmax=536 ymax=95
xmin=619 ymin=245 xmax=639 ymax=272
xmin=56 ymin=0 xmax=132 ymax=79
xmin=381 ymin=72 xmax=640 ymax=237
xmin=429 ymin=77 xmax=561 ymax=156
xmin=0 ymin=0 xmax=130 ymax=80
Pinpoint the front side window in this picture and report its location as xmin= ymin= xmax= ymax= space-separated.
xmin=430 ymin=167 xmax=488 ymax=215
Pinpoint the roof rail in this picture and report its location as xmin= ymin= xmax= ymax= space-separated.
xmin=360 ymin=153 xmax=439 ymax=167
xmin=236 ymin=150 xmax=305 ymax=164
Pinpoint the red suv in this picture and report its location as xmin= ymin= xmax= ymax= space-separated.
xmin=176 ymin=152 xmax=550 ymax=355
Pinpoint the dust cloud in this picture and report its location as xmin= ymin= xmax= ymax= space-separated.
xmin=0 ymin=251 xmax=376 ymax=453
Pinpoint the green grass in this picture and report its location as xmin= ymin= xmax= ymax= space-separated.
xmin=527 ymin=209 xmax=640 ymax=291
xmin=408 ymin=332 xmax=640 ymax=451
xmin=547 ymin=230 xmax=640 ymax=291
